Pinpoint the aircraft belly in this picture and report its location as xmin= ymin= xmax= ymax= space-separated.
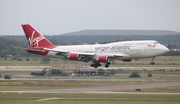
xmin=126 ymin=51 xmax=158 ymax=59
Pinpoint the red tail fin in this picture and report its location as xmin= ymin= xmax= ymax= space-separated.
xmin=21 ymin=24 xmax=55 ymax=48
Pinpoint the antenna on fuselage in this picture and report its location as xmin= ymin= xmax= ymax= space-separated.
xmin=27 ymin=15 xmax=30 ymax=23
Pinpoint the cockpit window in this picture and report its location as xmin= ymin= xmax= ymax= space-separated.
xmin=154 ymin=42 xmax=159 ymax=44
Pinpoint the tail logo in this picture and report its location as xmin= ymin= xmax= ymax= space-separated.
xmin=28 ymin=31 xmax=45 ymax=47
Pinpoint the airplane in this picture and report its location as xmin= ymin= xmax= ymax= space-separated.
xmin=21 ymin=24 xmax=169 ymax=68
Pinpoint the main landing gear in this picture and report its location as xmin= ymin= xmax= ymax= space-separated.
xmin=105 ymin=62 xmax=111 ymax=68
xmin=91 ymin=61 xmax=101 ymax=68
xmin=91 ymin=61 xmax=111 ymax=68
xmin=150 ymin=57 xmax=155 ymax=65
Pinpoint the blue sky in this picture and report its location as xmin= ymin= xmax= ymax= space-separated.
xmin=1 ymin=0 xmax=180 ymax=35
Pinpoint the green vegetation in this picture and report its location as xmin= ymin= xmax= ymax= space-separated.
xmin=98 ymin=69 xmax=116 ymax=76
xmin=122 ymin=87 xmax=180 ymax=93
xmin=1 ymin=56 xmax=180 ymax=66
xmin=2 ymin=34 xmax=180 ymax=45
xmin=148 ymin=73 xmax=153 ymax=77
xmin=0 ymin=80 xmax=180 ymax=93
xmin=0 ymin=80 xmax=153 ymax=91
xmin=4 ymin=75 xmax=11 ymax=79
xmin=30 ymin=71 xmax=47 ymax=76
xmin=129 ymin=72 xmax=141 ymax=77
xmin=143 ymin=87 xmax=180 ymax=93
xmin=0 ymin=93 xmax=180 ymax=104
xmin=1 ymin=35 xmax=180 ymax=59
xmin=31 ymin=69 xmax=62 ymax=76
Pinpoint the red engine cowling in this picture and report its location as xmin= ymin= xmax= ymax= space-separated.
xmin=69 ymin=53 xmax=81 ymax=60
xmin=123 ymin=59 xmax=132 ymax=62
xmin=97 ymin=56 xmax=109 ymax=62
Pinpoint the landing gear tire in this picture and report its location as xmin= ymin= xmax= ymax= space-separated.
xmin=91 ymin=61 xmax=101 ymax=68
xmin=150 ymin=57 xmax=155 ymax=65
xmin=105 ymin=64 xmax=109 ymax=68
xmin=105 ymin=62 xmax=111 ymax=68
xmin=150 ymin=62 xmax=155 ymax=65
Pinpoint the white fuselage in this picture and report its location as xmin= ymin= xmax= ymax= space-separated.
xmin=48 ymin=40 xmax=169 ymax=60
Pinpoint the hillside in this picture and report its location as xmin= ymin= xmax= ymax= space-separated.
xmin=0 ymin=37 xmax=27 ymax=57
xmin=1 ymin=30 xmax=180 ymax=45
xmin=60 ymin=30 xmax=180 ymax=36
xmin=1 ymin=32 xmax=180 ymax=57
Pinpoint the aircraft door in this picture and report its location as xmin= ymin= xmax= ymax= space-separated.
xmin=144 ymin=47 xmax=148 ymax=53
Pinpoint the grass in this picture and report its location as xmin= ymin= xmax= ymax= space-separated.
xmin=120 ymin=87 xmax=180 ymax=93
xmin=143 ymin=87 xmax=180 ymax=93
xmin=0 ymin=56 xmax=180 ymax=103
xmin=0 ymin=80 xmax=180 ymax=93
xmin=0 ymin=93 xmax=180 ymax=104
xmin=1 ymin=56 xmax=180 ymax=66
xmin=0 ymin=80 xmax=150 ymax=91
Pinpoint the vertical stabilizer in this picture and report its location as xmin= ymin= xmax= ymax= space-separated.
xmin=21 ymin=24 xmax=55 ymax=48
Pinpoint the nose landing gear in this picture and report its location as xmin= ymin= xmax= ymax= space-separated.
xmin=150 ymin=62 xmax=155 ymax=65
xmin=150 ymin=57 xmax=155 ymax=65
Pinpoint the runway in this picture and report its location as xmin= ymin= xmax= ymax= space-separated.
xmin=1 ymin=82 xmax=180 ymax=95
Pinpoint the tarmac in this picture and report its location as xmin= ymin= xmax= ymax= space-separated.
xmin=1 ymin=82 xmax=180 ymax=95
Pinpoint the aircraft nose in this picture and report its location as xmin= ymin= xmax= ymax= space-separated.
xmin=163 ymin=46 xmax=169 ymax=53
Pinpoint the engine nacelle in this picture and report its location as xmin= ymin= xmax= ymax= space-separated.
xmin=123 ymin=59 xmax=132 ymax=62
xmin=69 ymin=53 xmax=81 ymax=60
xmin=97 ymin=56 xmax=109 ymax=62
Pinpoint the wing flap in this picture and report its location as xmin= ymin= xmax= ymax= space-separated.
xmin=44 ymin=48 xmax=95 ymax=56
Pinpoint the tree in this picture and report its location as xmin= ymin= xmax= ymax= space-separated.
xmin=50 ymin=70 xmax=62 ymax=76
xmin=39 ymin=70 xmax=46 ymax=76
xmin=30 ymin=71 xmax=47 ymax=76
xmin=148 ymin=73 xmax=153 ymax=77
xmin=129 ymin=72 xmax=141 ymax=78
xmin=4 ymin=75 xmax=11 ymax=79
xmin=26 ymin=58 xmax=30 ymax=61
xmin=105 ymin=69 xmax=116 ymax=76
xmin=30 ymin=72 xmax=38 ymax=76
xmin=105 ymin=70 xmax=111 ymax=76
xmin=98 ymin=68 xmax=105 ymax=75
xmin=110 ymin=69 xmax=116 ymax=76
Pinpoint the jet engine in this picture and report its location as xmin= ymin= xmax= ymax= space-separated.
xmin=68 ymin=53 xmax=81 ymax=60
xmin=97 ymin=56 xmax=109 ymax=62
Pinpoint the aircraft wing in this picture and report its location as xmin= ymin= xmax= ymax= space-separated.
xmin=44 ymin=48 xmax=129 ymax=62
xmin=16 ymin=47 xmax=129 ymax=62
xmin=44 ymin=48 xmax=128 ymax=57
xmin=44 ymin=48 xmax=68 ymax=53
xmin=44 ymin=48 xmax=95 ymax=55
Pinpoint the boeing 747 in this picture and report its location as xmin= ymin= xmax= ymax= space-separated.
xmin=21 ymin=24 xmax=169 ymax=68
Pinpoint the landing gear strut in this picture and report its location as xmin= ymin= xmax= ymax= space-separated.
xmin=91 ymin=61 xmax=111 ymax=68
xmin=150 ymin=57 xmax=155 ymax=65
xmin=105 ymin=62 xmax=111 ymax=68
xmin=91 ymin=61 xmax=101 ymax=68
